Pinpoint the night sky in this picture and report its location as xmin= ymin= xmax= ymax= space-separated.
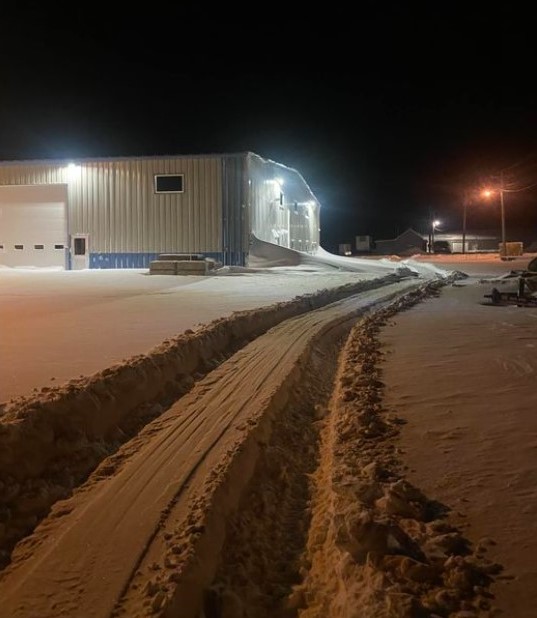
xmin=2 ymin=6 xmax=537 ymax=251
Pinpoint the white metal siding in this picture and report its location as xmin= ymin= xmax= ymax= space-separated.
xmin=246 ymin=153 xmax=320 ymax=252
xmin=0 ymin=156 xmax=223 ymax=256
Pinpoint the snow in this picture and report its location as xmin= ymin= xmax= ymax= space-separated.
xmin=0 ymin=234 xmax=463 ymax=407
xmin=0 ymin=278 xmax=424 ymax=618
xmin=1 ymin=253 xmax=531 ymax=404
xmin=0 ymin=251 xmax=536 ymax=616
xmin=0 ymin=262 xmax=403 ymax=403
xmin=380 ymin=274 xmax=537 ymax=613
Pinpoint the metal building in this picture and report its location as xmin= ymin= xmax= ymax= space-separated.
xmin=0 ymin=152 xmax=320 ymax=269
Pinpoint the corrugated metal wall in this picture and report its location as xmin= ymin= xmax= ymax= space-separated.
xmin=0 ymin=156 xmax=223 ymax=265
xmin=0 ymin=153 xmax=321 ymax=268
xmin=246 ymin=153 xmax=320 ymax=252
xmin=221 ymin=155 xmax=248 ymax=265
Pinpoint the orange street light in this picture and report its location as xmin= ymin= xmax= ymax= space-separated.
xmin=481 ymin=175 xmax=506 ymax=257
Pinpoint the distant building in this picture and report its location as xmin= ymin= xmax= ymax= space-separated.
xmin=355 ymin=235 xmax=373 ymax=252
xmin=433 ymin=233 xmax=498 ymax=253
xmin=373 ymin=228 xmax=501 ymax=255
xmin=0 ymin=152 xmax=320 ymax=269
xmin=338 ymin=243 xmax=352 ymax=256
xmin=373 ymin=228 xmax=426 ymax=255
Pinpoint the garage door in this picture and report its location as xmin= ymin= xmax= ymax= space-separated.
xmin=0 ymin=185 xmax=68 ymax=268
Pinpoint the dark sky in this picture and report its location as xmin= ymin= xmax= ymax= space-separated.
xmin=2 ymin=5 xmax=537 ymax=250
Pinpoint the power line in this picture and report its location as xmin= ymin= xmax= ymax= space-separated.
xmin=501 ymin=148 xmax=537 ymax=172
xmin=503 ymin=180 xmax=537 ymax=192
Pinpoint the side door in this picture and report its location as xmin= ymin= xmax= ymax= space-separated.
xmin=71 ymin=234 xmax=90 ymax=270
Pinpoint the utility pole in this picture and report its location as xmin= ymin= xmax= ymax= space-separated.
xmin=430 ymin=216 xmax=440 ymax=253
xmin=500 ymin=170 xmax=506 ymax=258
xmin=461 ymin=188 xmax=474 ymax=254
xmin=462 ymin=193 xmax=468 ymax=254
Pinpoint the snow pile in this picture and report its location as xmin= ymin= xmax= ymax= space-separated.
xmin=249 ymin=236 xmax=454 ymax=279
xmin=297 ymin=284 xmax=501 ymax=617
xmin=0 ymin=275 xmax=402 ymax=567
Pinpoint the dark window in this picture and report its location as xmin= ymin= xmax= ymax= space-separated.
xmin=14 ymin=245 xmax=23 ymax=250
xmin=0 ymin=245 xmax=4 ymax=250
xmin=34 ymin=244 xmax=44 ymax=250
xmin=154 ymin=174 xmax=184 ymax=193
xmin=74 ymin=238 xmax=86 ymax=255
xmin=54 ymin=244 xmax=65 ymax=249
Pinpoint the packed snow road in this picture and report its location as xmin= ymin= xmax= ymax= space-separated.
xmin=0 ymin=279 xmax=427 ymax=618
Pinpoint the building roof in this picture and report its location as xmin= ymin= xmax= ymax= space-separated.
xmin=375 ymin=228 xmax=424 ymax=243
xmin=0 ymin=152 xmax=250 ymax=167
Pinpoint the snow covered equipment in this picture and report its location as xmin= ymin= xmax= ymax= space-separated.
xmin=484 ymin=272 xmax=537 ymax=307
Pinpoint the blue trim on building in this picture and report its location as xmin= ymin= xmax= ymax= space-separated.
xmin=88 ymin=252 xmax=247 ymax=269
xmin=90 ymin=253 xmax=159 ymax=268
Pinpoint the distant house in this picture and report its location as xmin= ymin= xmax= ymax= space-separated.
xmin=373 ymin=228 xmax=501 ymax=255
xmin=373 ymin=228 xmax=427 ymax=255
xmin=433 ymin=233 xmax=498 ymax=253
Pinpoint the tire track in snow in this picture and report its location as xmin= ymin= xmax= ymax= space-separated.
xmin=0 ymin=280 xmax=423 ymax=618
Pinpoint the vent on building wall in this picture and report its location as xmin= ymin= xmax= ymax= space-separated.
xmin=154 ymin=174 xmax=184 ymax=194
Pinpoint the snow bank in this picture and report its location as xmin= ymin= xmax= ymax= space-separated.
xmin=250 ymin=236 xmax=455 ymax=279
xmin=298 ymin=287 xmax=500 ymax=616
xmin=0 ymin=274 xmax=402 ymax=566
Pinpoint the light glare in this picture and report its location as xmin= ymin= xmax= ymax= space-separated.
xmin=65 ymin=163 xmax=81 ymax=180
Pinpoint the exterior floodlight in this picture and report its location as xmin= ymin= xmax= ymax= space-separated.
xmin=65 ymin=162 xmax=81 ymax=180
xmin=482 ymin=189 xmax=493 ymax=198
xmin=432 ymin=220 xmax=440 ymax=227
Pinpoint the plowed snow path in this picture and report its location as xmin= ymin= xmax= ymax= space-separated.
xmin=0 ymin=280 xmax=422 ymax=618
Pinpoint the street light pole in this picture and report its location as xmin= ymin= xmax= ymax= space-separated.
xmin=462 ymin=200 xmax=467 ymax=254
xmin=430 ymin=219 xmax=440 ymax=253
xmin=481 ymin=176 xmax=507 ymax=258
xmin=461 ymin=189 xmax=472 ymax=254
xmin=499 ymin=170 xmax=506 ymax=258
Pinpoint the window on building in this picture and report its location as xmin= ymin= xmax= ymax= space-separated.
xmin=74 ymin=238 xmax=86 ymax=255
xmin=34 ymin=244 xmax=44 ymax=250
xmin=54 ymin=244 xmax=65 ymax=250
xmin=154 ymin=174 xmax=184 ymax=193
xmin=14 ymin=245 xmax=23 ymax=250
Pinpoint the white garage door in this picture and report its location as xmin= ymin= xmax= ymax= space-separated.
xmin=0 ymin=185 xmax=68 ymax=268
